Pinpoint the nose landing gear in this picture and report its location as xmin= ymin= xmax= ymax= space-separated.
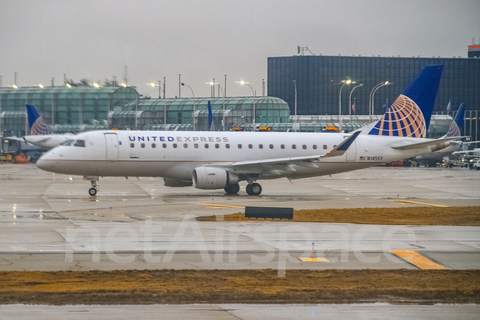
xmin=85 ymin=176 xmax=99 ymax=196
xmin=88 ymin=187 xmax=98 ymax=196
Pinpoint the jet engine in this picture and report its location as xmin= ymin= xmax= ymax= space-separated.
xmin=192 ymin=167 xmax=238 ymax=189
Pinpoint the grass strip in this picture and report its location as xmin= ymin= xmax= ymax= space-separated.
xmin=197 ymin=206 xmax=480 ymax=226
xmin=1 ymin=269 xmax=479 ymax=305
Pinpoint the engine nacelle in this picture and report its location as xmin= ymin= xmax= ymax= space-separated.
xmin=192 ymin=167 xmax=238 ymax=189
xmin=163 ymin=178 xmax=193 ymax=187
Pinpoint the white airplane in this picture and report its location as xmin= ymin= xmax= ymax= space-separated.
xmin=414 ymin=103 xmax=479 ymax=164
xmin=8 ymin=105 xmax=74 ymax=150
xmin=37 ymin=65 xmax=453 ymax=196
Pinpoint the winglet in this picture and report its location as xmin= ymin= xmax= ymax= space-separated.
xmin=26 ymin=104 xmax=52 ymax=135
xmin=323 ymin=131 xmax=361 ymax=158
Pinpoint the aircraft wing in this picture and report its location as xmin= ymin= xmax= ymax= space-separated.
xmin=4 ymin=137 xmax=25 ymax=142
xmin=209 ymin=131 xmax=360 ymax=173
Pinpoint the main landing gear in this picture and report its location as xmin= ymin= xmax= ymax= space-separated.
xmin=224 ymin=182 xmax=263 ymax=196
xmin=224 ymin=184 xmax=240 ymax=195
xmin=246 ymin=182 xmax=262 ymax=196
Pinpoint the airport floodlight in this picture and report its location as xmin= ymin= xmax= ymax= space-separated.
xmin=66 ymin=83 xmax=72 ymax=88
xmin=236 ymin=80 xmax=256 ymax=131
xmin=93 ymin=83 xmax=100 ymax=88
xmin=121 ymin=83 xmax=127 ymax=87
xmin=150 ymin=82 xmax=156 ymax=87
xmin=12 ymin=84 xmax=18 ymax=89
xmin=39 ymin=84 xmax=44 ymax=88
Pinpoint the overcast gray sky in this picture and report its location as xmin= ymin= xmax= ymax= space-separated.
xmin=1 ymin=0 xmax=479 ymax=98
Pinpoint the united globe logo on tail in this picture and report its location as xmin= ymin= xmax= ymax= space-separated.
xmin=31 ymin=116 xmax=52 ymax=135
xmin=26 ymin=104 xmax=52 ymax=135
xmin=368 ymin=65 xmax=443 ymax=138
xmin=368 ymin=94 xmax=426 ymax=138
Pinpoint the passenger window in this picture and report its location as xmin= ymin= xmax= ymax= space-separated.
xmin=248 ymin=144 xmax=253 ymax=149
xmin=323 ymin=145 xmax=327 ymax=149
xmin=292 ymin=144 xmax=296 ymax=149
xmin=162 ymin=143 xmax=167 ymax=148
xmin=141 ymin=143 xmax=145 ymax=148
xmin=194 ymin=143 xmax=198 ymax=148
xmin=152 ymin=143 xmax=156 ymax=148
xmin=313 ymin=145 xmax=317 ymax=150
xmin=269 ymin=144 xmax=274 ymax=149
xmin=259 ymin=144 xmax=263 ymax=149
xmin=226 ymin=144 xmax=230 ymax=149
xmin=74 ymin=140 xmax=85 ymax=147
xmin=173 ymin=143 xmax=177 ymax=148
xmin=215 ymin=144 xmax=220 ymax=149
xmin=184 ymin=144 xmax=188 ymax=148
xmin=238 ymin=144 xmax=242 ymax=149
xmin=281 ymin=144 xmax=285 ymax=149
xmin=302 ymin=145 xmax=307 ymax=149
xmin=130 ymin=143 xmax=135 ymax=148
xmin=205 ymin=144 xmax=209 ymax=148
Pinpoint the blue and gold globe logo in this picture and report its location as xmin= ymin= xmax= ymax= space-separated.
xmin=369 ymin=95 xmax=426 ymax=138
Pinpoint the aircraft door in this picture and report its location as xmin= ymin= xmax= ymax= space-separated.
xmin=345 ymin=140 xmax=356 ymax=162
xmin=105 ymin=133 xmax=119 ymax=160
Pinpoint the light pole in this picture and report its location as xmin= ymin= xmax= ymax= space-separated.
xmin=369 ymin=81 xmax=390 ymax=122
xmin=181 ymin=83 xmax=196 ymax=130
xmin=216 ymin=84 xmax=226 ymax=131
xmin=349 ymin=84 xmax=363 ymax=116
xmin=293 ymin=80 xmax=297 ymax=131
xmin=237 ymin=81 xmax=255 ymax=131
xmin=339 ymin=79 xmax=352 ymax=132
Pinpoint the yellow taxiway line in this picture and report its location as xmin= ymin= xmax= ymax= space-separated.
xmin=391 ymin=250 xmax=446 ymax=270
xmin=396 ymin=200 xmax=448 ymax=207
xmin=299 ymin=257 xmax=330 ymax=262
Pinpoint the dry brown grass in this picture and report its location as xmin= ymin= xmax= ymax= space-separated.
xmin=198 ymin=206 xmax=480 ymax=226
xmin=1 ymin=269 xmax=479 ymax=304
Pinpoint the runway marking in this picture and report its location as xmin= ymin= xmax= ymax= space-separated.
xmin=299 ymin=257 xmax=329 ymax=262
xmin=391 ymin=250 xmax=446 ymax=270
xmin=197 ymin=203 xmax=245 ymax=209
xmin=396 ymin=200 xmax=448 ymax=207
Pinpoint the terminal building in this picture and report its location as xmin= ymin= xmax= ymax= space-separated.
xmin=0 ymin=86 xmax=291 ymax=138
xmin=267 ymin=53 xmax=480 ymax=141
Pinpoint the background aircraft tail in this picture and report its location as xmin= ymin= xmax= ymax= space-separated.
xmin=443 ymin=103 xmax=465 ymax=138
xmin=368 ymin=65 xmax=443 ymax=138
xmin=208 ymin=101 xmax=215 ymax=131
xmin=26 ymin=104 xmax=52 ymax=135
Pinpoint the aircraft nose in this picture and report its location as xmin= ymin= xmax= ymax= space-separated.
xmin=36 ymin=151 xmax=57 ymax=172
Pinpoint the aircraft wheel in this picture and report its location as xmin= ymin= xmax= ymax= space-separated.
xmin=224 ymin=184 xmax=240 ymax=195
xmin=88 ymin=187 xmax=97 ymax=196
xmin=246 ymin=183 xmax=262 ymax=196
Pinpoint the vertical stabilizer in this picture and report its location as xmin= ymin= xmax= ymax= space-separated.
xmin=444 ymin=103 xmax=465 ymax=138
xmin=369 ymin=65 xmax=443 ymax=138
xmin=26 ymin=105 xmax=52 ymax=135
xmin=208 ymin=101 xmax=215 ymax=131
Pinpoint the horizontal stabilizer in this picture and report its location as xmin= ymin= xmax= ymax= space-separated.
xmin=391 ymin=137 xmax=459 ymax=151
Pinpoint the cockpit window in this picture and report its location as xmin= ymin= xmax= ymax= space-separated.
xmin=74 ymin=140 xmax=86 ymax=147
xmin=60 ymin=139 xmax=75 ymax=146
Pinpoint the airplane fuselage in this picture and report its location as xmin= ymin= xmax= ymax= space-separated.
xmin=37 ymin=130 xmax=436 ymax=182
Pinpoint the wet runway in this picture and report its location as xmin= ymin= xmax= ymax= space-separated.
xmin=1 ymin=304 xmax=480 ymax=320
xmin=0 ymin=164 xmax=479 ymax=272
xmin=1 ymin=164 xmax=479 ymax=317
